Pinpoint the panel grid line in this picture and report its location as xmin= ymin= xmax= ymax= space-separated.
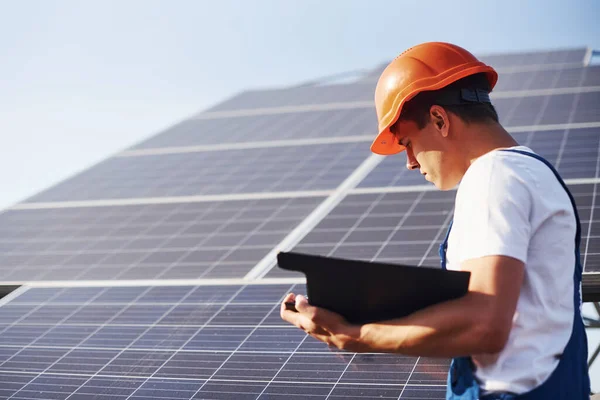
xmin=0 ymin=368 xmax=448 ymax=387
xmin=555 ymin=66 xmax=588 ymax=169
xmin=57 ymin=285 xmax=199 ymax=399
xmin=254 ymin=335 xmax=310 ymax=398
xmin=3 ymin=286 xmax=121 ymax=398
xmin=187 ymin=284 xmax=296 ymax=398
xmin=121 ymin=284 xmax=250 ymax=399
xmin=582 ymin=137 xmax=600 ymax=269
xmin=323 ymin=353 xmax=357 ymax=399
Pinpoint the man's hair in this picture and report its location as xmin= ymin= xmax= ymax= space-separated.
xmin=396 ymin=73 xmax=499 ymax=129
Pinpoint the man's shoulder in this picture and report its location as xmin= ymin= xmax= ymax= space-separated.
xmin=460 ymin=146 xmax=540 ymax=190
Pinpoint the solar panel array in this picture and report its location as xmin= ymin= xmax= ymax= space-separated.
xmin=1 ymin=47 xmax=599 ymax=399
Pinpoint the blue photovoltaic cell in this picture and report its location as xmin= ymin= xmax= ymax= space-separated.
xmin=478 ymin=47 xmax=587 ymax=69
xmin=0 ymin=197 xmax=324 ymax=281
xmin=362 ymin=48 xmax=587 ymax=81
xmin=132 ymin=89 xmax=600 ymax=152
xmin=206 ymin=82 xmax=376 ymax=112
xmin=0 ymin=285 xmax=449 ymax=399
xmin=493 ymin=92 xmax=600 ymax=127
xmin=360 ymin=126 xmax=600 ymax=188
xmin=493 ymin=65 xmax=600 ymax=92
xmin=132 ymin=107 xmax=376 ymax=149
xmin=25 ymin=142 xmax=369 ymax=203
xmin=267 ymin=183 xmax=600 ymax=278
xmin=204 ymin=65 xmax=600 ymax=113
xmin=133 ymin=68 xmax=600 ymax=151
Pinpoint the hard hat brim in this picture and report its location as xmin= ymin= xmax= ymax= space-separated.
xmin=370 ymin=128 xmax=405 ymax=155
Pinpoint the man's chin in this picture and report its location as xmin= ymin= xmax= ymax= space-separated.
xmin=436 ymin=180 xmax=460 ymax=191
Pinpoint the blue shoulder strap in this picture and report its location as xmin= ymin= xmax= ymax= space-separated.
xmin=500 ymin=149 xmax=582 ymax=275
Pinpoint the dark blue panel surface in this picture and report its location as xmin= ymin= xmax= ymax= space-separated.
xmin=133 ymin=108 xmax=376 ymax=149
xmin=268 ymin=183 xmax=600 ymax=277
xmin=0 ymin=197 xmax=323 ymax=281
xmin=26 ymin=142 xmax=368 ymax=202
xmin=360 ymin=127 xmax=600 ymax=189
xmin=0 ymin=285 xmax=449 ymax=399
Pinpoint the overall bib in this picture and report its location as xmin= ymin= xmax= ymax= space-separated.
xmin=439 ymin=149 xmax=590 ymax=400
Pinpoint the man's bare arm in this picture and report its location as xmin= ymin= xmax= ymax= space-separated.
xmin=281 ymin=255 xmax=524 ymax=357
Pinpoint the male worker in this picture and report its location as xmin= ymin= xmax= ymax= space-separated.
xmin=280 ymin=42 xmax=591 ymax=399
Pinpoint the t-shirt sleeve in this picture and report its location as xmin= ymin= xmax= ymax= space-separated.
xmin=453 ymin=154 xmax=532 ymax=264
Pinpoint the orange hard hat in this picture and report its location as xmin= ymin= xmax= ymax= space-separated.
xmin=370 ymin=42 xmax=498 ymax=155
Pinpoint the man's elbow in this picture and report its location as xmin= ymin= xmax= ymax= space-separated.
xmin=473 ymin=319 xmax=511 ymax=354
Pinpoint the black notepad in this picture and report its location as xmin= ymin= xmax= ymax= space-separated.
xmin=277 ymin=251 xmax=470 ymax=324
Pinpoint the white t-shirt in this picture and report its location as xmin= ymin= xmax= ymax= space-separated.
xmin=446 ymin=146 xmax=577 ymax=394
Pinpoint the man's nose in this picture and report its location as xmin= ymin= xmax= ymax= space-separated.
xmin=406 ymin=149 xmax=420 ymax=170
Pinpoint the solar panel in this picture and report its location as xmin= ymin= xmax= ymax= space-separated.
xmin=206 ymin=82 xmax=376 ymax=113
xmin=493 ymin=92 xmax=600 ymax=127
xmin=360 ymin=126 xmax=600 ymax=188
xmin=0 ymin=197 xmax=324 ymax=281
xmin=494 ymin=65 xmax=600 ymax=91
xmin=1 ymin=46 xmax=599 ymax=399
xmin=363 ymin=48 xmax=588 ymax=81
xmin=24 ymin=142 xmax=368 ymax=203
xmin=267 ymin=183 xmax=600 ymax=279
xmin=132 ymin=108 xmax=377 ymax=149
xmin=131 ymin=67 xmax=600 ymax=152
xmin=0 ymin=285 xmax=448 ymax=398
xmin=208 ymin=65 xmax=600 ymax=113
xmin=478 ymin=47 xmax=588 ymax=68
xmin=125 ymin=89 xmax=600 ymax=168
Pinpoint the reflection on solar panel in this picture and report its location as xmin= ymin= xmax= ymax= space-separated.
xmin=478 ymin=47 xmax=588 ymax=68
xmin=134 ymin=67 xmax=600 ymax=151
xmin=26 ymin=142 xmax=367 ymax=202
xmin=207 ymin=65 xmax=600 ymax=113
xmin=1 ymin=47 xmax=598 ymax=399
xmin=362 ymin=48 xmax=589 ymax=81
xmin=133 ymin=108 xmax=377 ymax=149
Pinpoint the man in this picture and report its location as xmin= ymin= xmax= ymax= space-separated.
xmin=280 ymin=42 xmax=591 ymax=399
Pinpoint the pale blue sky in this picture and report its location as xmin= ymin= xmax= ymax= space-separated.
xmin=1 ymin=0 xmax=600 ymax=388
xmin=1 ymin=0 xmax=599 ymax=209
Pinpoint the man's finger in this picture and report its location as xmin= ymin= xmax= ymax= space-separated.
xmin=294 ymin=294 xmax=310 ymax=312
xmin=280 ymin=293 xmax=296 ymax=316
xmin=281 ymin=305 xmax=303 ymax=326
xmin=283 ymin=293 xmax=296 ymax=303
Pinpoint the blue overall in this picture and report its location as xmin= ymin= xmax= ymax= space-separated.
xmin=439 ymin=149 xmax=590 ymax=400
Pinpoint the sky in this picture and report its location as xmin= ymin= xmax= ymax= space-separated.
xmin=0 ymin=0 xmax=600 ymax=390
xmin=1 ymin=0 xmax=599 ymax=210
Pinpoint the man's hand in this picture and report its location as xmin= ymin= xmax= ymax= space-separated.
xmin=279 ymin=255 xmax=524 ymax=357
xmin=280 ymin=293 xmax=366 ymax=352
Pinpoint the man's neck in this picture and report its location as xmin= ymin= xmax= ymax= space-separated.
xmin=464 ymin=123 xmax=519 ymax=167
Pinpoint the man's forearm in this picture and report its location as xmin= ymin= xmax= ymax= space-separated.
xmin=354 ymin=292 xmax=508 ymax=357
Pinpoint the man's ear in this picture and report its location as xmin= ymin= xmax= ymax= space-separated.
xmin=429 ymin=105 xmax=450 ymax=138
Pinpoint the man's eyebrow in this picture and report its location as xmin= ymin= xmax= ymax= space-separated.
xmin=390 ymin=124 xmax=403 ymax=144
